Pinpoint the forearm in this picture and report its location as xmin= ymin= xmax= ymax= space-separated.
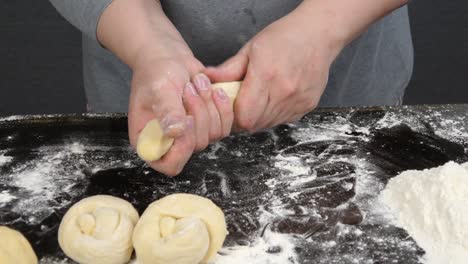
xmin=296 ymin=0 xmax=408 ymax=52
xmin=97 ymin=0 xmax=190 ymax=69
xmin=49 ymin=0 xmax=113 ymax=41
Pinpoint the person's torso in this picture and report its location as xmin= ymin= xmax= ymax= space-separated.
xmin=161 ymin=0 xmax=302 ymax=66
xmin=82 ymin=1 xmax=413 ymax=112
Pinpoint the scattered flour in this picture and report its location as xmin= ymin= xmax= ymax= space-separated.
xmin=5 ymin=145 xmax=88 ymax=223
xmin=381 ymin=161 xmax=468 ymax=264
xmin=2 ymin=108 xmax=467 ymax=263
xmin=0 ymin=190 xmax=15 ymax=205
xmin=215 ymin=230 xmax=298 ymax=264
xmin=274 ymin=154 xmax=311 ymax=179
xmin=0 ymin=153 xmax=12 ymax=165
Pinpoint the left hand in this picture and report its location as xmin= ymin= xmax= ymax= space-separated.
xmin=205 ymin=5 xmax=345 ymax=132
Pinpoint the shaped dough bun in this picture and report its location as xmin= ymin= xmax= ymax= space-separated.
xmin=58 ymin=195 xmax=139 ymax=264
xmin=132 ymin=193 xmax=228 ymax=264
xmin=137 ymin=81 xmax=241 ymax=162
xmin=0 ymin=226 xmax=38 ymax=264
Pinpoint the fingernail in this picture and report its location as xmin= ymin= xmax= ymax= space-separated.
xmin=215 ymin=88 xmax=229 ymax=102
xmin=194 ymin=73 xmax=211 ymax=91
xmin=184 ymin=82 xmax=198 ymax=97
xmin=161 ymin=115 xmax=186 ymax=136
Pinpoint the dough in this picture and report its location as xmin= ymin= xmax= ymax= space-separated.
xmin=0 ymin=226 xmax=38 ymax=264
xmin=137 ymin=81 xmax=241 ymax=162
xmin=136 ymin=119 xmax=174 ymax=162
xmin=132 ymin=193 xmax=228 ymax=264
xmin=58 ymin=195 xmax=139 ymax=264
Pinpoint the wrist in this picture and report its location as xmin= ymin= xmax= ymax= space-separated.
xmin=97 ymin=0 xmax=190 ymax=69
xmin=280 ymin=8 xmax=343 ymax=66
xmin=293 ymin=1 xmax=349 ymax=61
xmin=295 ymin=0 xmax=408 ymax=55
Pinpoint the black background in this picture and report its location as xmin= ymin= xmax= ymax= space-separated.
xmin=1 ymin=1 xmax=468 ymax=115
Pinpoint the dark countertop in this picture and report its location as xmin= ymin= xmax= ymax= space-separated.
xmin=1 ymin=105 xmax=467 ymax=263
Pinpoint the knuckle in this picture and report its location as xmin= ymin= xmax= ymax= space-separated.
xmin=291 ymin=114 xmax=304 ymax=123
xmin=196 ymin=139 xmax=209 ymax=152
xmin=250 ymin=38 xmax=264 ymax=54
xmin=307 ymin=99 xmax=319 ymax=111
xmin=209 ymin=134 xmax=220 ymax=143
xmin=221 ymin=128 xmax=231 ymax=138
xmin=280 ymin=81 xmax=296 ymax=98
xmin=155 ymin=165 xmax=179 ymax=177
xmin=168 ymin=168 xmax=182 ymax=177
xmin=210 ymin=127 xmax=224 ymax=142
xmin=238 ymin=117 xmax=257 ymax=133
xmin=260 ymin=67 xmax=277 ymax=82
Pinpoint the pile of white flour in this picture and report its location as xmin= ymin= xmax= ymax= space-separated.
xmin=381 ymin=161 xmax=468 ymax=264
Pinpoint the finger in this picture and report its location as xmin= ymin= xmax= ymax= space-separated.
xmin=204 ymin=46 xmax=249 ymax=83
xmin=150 ymin=78 xmax=188 ymax=138
xmin=182 ymin=82 xmax=210 ymax=151
xmin=257 ymin=102 xmax=284 ymax=130
xmin=149 ymin=116 xmax=196 ymax=176
xmin=264 ymin=98 xmax=310 ymax=129
xmin=193 ymin=73 xmax=223 ymax=141
xmin=234 ymin=65 xmax=269 ymax=132
xmin=128 ymin=77 xmax=186 ymax=148
xmin=212 ymin=87 xmax=235 ymax=138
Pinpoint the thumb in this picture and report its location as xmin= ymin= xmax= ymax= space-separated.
xmin=204 ymin=46 xmax=249 ymax=83
xmin=150 ymin=78 xmax=188 ymax=138
xmin=128 ymin=78 xmax=188 ymax=148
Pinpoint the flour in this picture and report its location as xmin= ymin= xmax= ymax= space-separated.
xmin=0 ymin=153 xmax=12 ymax=165
xmin=5 ymin=146 xmax=88 ymax=223
xmin=0 ymin=190 xmax=15 ymax=205
xmin=274 ymin=154 xmax=311 ymax=179
xmin=381 ymin=161 xmax=468 ymax=264
xmin=215 ymin=230 xmax=298 ymax=264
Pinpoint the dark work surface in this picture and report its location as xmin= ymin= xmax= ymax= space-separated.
xmin=0 ymin=1 xmax=468 ymax=115
xmin=1 ymin=105 xmax=467 ymax=263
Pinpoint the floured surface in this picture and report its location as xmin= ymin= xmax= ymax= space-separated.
xmin=0 ymin=105 xmax=467 ymax=263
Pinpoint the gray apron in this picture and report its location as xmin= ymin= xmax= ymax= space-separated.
xmin=81 ymin=1 xmax=413 ymax=112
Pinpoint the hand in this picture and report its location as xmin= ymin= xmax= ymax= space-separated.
xmin=129 ymin=42 xmax=235 ymax=176
xmin=206 ymin=0 xmax=409 ymax=132
xmin=183 ymin=74 xmax=235 ymax=152
xmin=98 ymin=0 xmax=235 ymax=175
xmin=128 ymin=47 xmax=198 ymax=176
xmin=205 ymin=4 xmax=346 ymax=132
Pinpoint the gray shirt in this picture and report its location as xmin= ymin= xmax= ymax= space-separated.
xmin=49 ymin=0 xmax=413 ymax=113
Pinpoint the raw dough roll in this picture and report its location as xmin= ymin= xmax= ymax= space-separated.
xmin=133 ymin=193 xmax=228 ymax=264
xmin=58 ymin=195 xmax=139 ymax=264
xmin=0 ymin=226 xmax=38 ymax=264
xmin=137 ymin=81 xmax=241 ymax=162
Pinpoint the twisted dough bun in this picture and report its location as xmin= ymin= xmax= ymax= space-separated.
xmin=0 ymin=226 xmax=38 ymax=264
xmin=137 ymin=81 xmax=241 ymax=162
xmin=58 ymin=195 xmax=139 ymax=264
xmin=133 ymin=193 xmax=228 ymax=264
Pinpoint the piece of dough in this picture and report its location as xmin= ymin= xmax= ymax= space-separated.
xmin=0 ymin=226 xmax=38 ymax=264
xmin=137 ymin=81 xmax=241 ymax=162
xmin=136 ymin=119 xmax=174 ymax=162
xmin=132 ymin=193 xmax=228 ymax=264
xmin=58 ymin=195 xmax=139 ymax=264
